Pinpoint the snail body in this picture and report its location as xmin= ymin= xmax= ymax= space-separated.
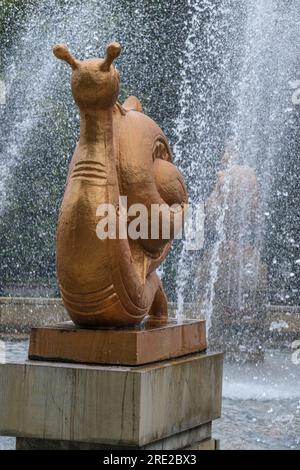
xmin=54 ymin=42 xmax=188 ymax=326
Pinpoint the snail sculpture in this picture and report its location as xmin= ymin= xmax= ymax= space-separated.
xmin=54 ymin=42 xmax=188 ymax=327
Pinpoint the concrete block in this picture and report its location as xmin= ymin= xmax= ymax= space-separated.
xmin=0 ymin=352 xmax=223 ymax=447
xmin=16 ymin=423 xmax=212 ymax=450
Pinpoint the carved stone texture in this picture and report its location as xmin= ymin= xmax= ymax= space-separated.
xmin=53 ymin=42 xmax=188 ymax=327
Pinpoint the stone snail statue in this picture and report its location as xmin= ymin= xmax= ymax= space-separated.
xmin=53 ymin=42 xmax=188 ymax=327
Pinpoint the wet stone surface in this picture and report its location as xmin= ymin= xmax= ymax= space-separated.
xmin=0 ymin=340 xmax=299 ymax=450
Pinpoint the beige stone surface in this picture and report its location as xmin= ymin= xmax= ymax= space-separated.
xmin=0 ymin=352 xmax=223 ymax=447
xmin=185 ymin=438 xmax=218 ymax=450
xmin=266 ymin=305 xmax=300 ymax=333
xmin=16 ymin=423 xmax=212 ymax=450
xmin=0 ymin=297 xmax=67 ymax=333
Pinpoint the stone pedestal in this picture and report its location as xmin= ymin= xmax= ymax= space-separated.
xmin=28 ymin=318 xmax=207 ymax=366
xmin=0 ymin=351 xmax=223 ymax=449
xmin=15 ymin=435 xmax=219 ymax=450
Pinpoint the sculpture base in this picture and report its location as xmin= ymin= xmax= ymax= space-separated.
xmin=16 ymin=435 xmax=219 ymax=450
xmin=28 ymin=318 xmax=206 ymax=366
xmin=0 ymin=352 xmax=223 ymax=449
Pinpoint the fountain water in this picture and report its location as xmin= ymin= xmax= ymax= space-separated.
xmin=172 ymin=0 xmax=300 ymax=344
xmin=0 ymin=0 xmax=116 ymax=292
xmin=0 ymin=0 xmax=299 ymax=337
xmin=2 ymin=0 xmax=299 ymax=312
xmin=0 ymin=0 xmax=186 ymax=294
xmin=173 ymin=0 xmax=243 ymax=320
xmin=0 ymin=0 xmax=300 ymax=451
